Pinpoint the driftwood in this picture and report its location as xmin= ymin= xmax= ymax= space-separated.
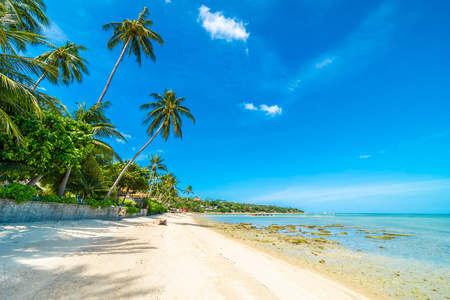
xmin=159 ymin=219 xmax=167 ymax=226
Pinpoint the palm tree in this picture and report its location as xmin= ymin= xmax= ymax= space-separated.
xmin=97 ymin=7 xmax=163 ymax=104
xmin=145 ymin=154 xmax=166 ymax=197
xmin=34 ymin=41 xmax=89 ymax=90
xmin=184 ymin=185 xmax=193 ymax=197
xmin=1 ymin=0 xmax=49 ymax=35
xmin=56 ymin=101 xmax=126 ymax=198
xmin=104 ymin=89 xmax=194 ymax=199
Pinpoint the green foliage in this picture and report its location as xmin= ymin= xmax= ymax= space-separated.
xmin=0 ymin=113 xmax=94 ymax=178
xmin=145 ymin=198 xmax=167 ymax=215
xmin=173 ymin=198 xmax=304 ymax=214
xmin=84 ymin=198 xmax=116 ymax=209
xmin=125 ymin=207 xmax=140 ymax=214
xmin=0 ymin=183 xmax=36 ymax=203
xmin=40 ymin=194 xmax=63 ymax=203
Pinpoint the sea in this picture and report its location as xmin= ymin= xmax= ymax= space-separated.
xmin=203 ymin=213 xmax=450 ymax=275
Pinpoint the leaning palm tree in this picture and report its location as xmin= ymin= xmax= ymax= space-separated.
xmin=184 ymin=185 xmax=193 ymax=196
xmin=145 ymin=154 xmax=166 ymax=197
xmin=104 ymin=89 xmax=194 ymax=199
xmin=34 ymin=41 xmax=89 ymax=90
xmin=56 ymin=101 xmax=126 ymax=198
xmin=97 ymin=7 xmax=163 ymax=104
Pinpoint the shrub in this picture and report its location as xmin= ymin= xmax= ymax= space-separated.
xmin=125 ymin=206 xmax=140 ymax=214
xmin=40 ymin=195 xmax=63 ymax=203
xmin=147 ymin=199 xmax=167 ymax=215
xmin=63 ymin=197 xmax=78 ymax=204
xmin=84 ymin=198 xmax=116 ymax=209
xmin=0 ymin=183 xmax=36 ymax=203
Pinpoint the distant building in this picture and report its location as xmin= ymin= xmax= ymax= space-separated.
xmin=194 ymin=197 xmax=201 ymax=201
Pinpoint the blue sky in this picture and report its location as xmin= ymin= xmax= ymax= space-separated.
xmin=34 ymin=0 xmax=450 ymax=213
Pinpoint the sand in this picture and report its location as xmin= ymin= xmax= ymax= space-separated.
xmin=0 ymin=214 xmax=369 ymax=299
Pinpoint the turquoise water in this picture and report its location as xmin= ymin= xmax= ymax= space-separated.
xmin=203 ymin=213 xmax=450 ymax=269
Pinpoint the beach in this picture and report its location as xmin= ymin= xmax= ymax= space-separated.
xmin=0 ymin=214 xmax=370 ymax=299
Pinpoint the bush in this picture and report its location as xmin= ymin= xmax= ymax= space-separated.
xmin=40 ymin=195 xmax=63 ymax=203
xmin=0 ymin=183 xmax=36 ymax=203
xmin=63 ymin=197 xmax=78 ymax=204
xmin=84 ymin=198 xmax=116 ymax=209
xmin=146 ymin=199 xmax=167 ymax=215
xmin=125 ymin=206 xmax=140 ymax=214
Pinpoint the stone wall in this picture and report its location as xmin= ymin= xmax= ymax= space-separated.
xmin=0 ymin=199 xmax=121 ymax=223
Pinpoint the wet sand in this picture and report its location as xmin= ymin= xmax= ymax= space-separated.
xmin=193 ymin=215 xmax=450 ymax=300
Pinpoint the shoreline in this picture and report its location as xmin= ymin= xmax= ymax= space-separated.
xmin=1 ymin=214 xmax=371 ymax=299
xmin=193 ymin=214 xmax=449 ymax=300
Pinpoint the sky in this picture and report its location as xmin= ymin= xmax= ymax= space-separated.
xmin=33 ymin=0 xmax=450 ymax=213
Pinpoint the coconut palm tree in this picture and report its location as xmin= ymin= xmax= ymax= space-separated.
xmin=56 ymin=101 xmax=126 ymax=198
xmin=1 ymin=0 xmax=49 ymax=35
xmin=184 ymin=185 xmax=193 ymax=196
xmin=104 ymin=89 xmax=194 ymax=199
xmin=97 ymin=7 xmax=163 ymax=104
xmin=145 ymin=153 xmax=166 ymax=197
xmin=34 ymin=41 xmax=89 ymax=90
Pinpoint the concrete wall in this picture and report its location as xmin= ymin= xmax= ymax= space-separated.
xmin=0 ymin=199 xmax=121 ymax=223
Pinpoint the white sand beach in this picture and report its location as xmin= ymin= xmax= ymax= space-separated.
xmin=0 ymin=214 xmax=370 ymax=299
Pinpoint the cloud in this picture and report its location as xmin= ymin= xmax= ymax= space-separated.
xmin=132 ymin=147 xmax=136 ymax=151
xmin=165 ymin=0 xmax=171 ymax=3
xmin=359 ymin=155 xmax=371 ymax=158
xmin=116 ymin=139 xmax=125 ymax=144
xmin=243 ymin=103 xmax=258 ymax=110
xmin=260 ymin=104 xmax=282 ymax=116
xmin=315 ymin=57 xmax=334 ymax=69
xmin=120 ymin=132 xmax=132 ymax=139
xmin=135 ymin=154 xmax=147 ymax=161
xmin=248 ymin=178 xmax=450 ymax=205
xmin=288 ymin=2 xmax=397 ymax=93
xmin=157 ymin=150 xmax=164 ymax=153
xmin=42 ymin=22 xmax=68 ymax=44
xmin=243 ymin=103 xmax=282 ymax=117
xmin=198 ymin=5 xmax=249 ymax=42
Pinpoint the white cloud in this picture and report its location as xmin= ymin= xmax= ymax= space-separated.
xmin=135 ymin=154 xmax=147 ymax=161
xmin=157 ymin=150 xmax=164 ymax=153
xmin=165 ymin=0 xmax=171 ymax=3
xmin=132 ymin=147 xmax=136 ymax=151
xmin=198 ymin=5 xmax=249 ymax=42
xmin=260 ymin=104 xmax=282 ymax=116
xmin=359 ymin=155 xmax=371 ymax=159
xmin=243 ymin=103 xmax=282 ymax=117
xmin=120 ymin=132 xmax=132 ymax=139
xmin=42 ymin=22 xmax=68 ymax=44
xmin=315 ymin=57 xmax=334 ymax=68
xmin=116 ymin=139 xmax=125 ymax=144
xmin=243 ymin=103 xmax=257 ymax=110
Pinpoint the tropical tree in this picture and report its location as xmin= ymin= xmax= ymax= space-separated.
xmin=34 ymin=41 xmax=89 ymax=90
xmin=184 ymin=185 xmax=193 ymax=196
xmin=104 ymin=89 xmax=194 ymax=199
xmin=97 ymin=6 xmax=163 ymax=103
xmin=0 ymin=0 xmax=49 ymax=35
xmin=56 ymin=101 xmax=126 ymax=198
xmin=145 ymin=153 xmax=166 ymax=197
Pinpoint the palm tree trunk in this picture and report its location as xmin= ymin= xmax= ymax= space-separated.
xmin=57 ymin=166 xmax=72 ymax=198
xmin=115 ymin=186 xmax=122 ymax=205
xmin=148 ymin=177 xmax=156 ymax=198
xmin=104 ymin=123 xmax=164 ymax=200
xmin=32 ymin=74 xmax=46 ymax=91
xmin=97 ymin=38 xmax=131 ymax=104
xmin=27 ymin=175 xmax=43 ymax=187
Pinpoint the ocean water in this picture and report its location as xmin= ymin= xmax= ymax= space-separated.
xmin=203 ymin=213 xmax=450 ymax=271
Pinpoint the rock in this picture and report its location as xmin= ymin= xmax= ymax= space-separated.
xmin=365 ymin=235 xmax=395 ymax=240
xmin=319 ymin=259 xmax=325 ymax=264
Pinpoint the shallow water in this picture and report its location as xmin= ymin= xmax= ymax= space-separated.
xmin=204 ymin=213 xmax=450 ymax=274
